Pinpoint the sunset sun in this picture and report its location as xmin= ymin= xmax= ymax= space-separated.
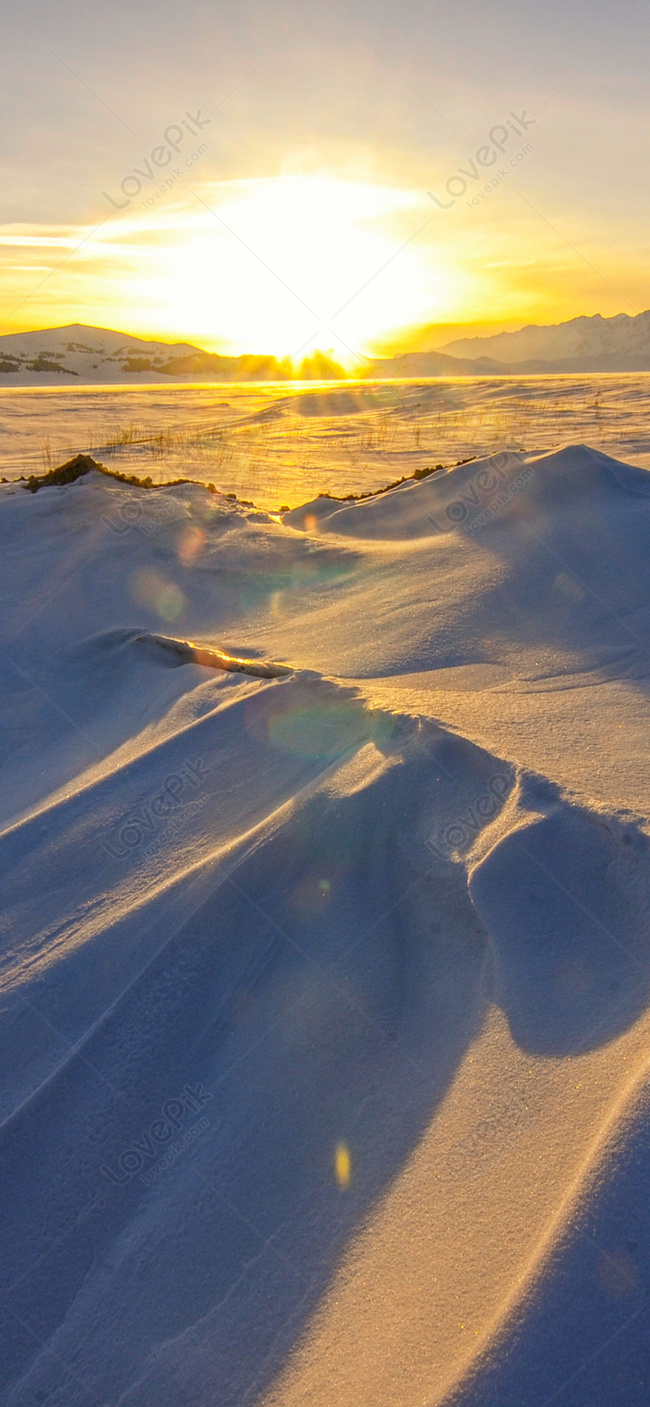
xmin=128 ymin=174 xmax=458 ymax=362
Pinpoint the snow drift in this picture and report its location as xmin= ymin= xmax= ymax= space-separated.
xmin=0 ymin=443 xmax=649 ymax=1406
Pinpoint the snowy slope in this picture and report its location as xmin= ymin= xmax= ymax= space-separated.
xmin=0 ymin=445 xmax=649 ymax=1406
xmin=0 ymin=323 xmax=207 ymax=384
xmin=0 ymin=324 xmax=293 ymax=385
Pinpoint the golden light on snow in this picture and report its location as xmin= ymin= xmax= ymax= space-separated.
xmin=335 ymin=1142 xmax=352 ymax=1188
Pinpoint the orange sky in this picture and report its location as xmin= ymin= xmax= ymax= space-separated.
xmin=1 ymin=0 xmax=648 ymax=359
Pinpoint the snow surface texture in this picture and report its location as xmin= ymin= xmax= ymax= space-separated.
xmin=1 ymin=444 xmax=650 ymax=1406
xmin=3 ymin=375 xmax=650 ymax=497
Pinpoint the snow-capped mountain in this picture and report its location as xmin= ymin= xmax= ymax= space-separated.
xmin=441 ymin=309 xmax=650 ymax=371
xmin=0 ymin=325 xmax=344 ymax=384
xmin=3 ymin=312 xmax=650 ymax=385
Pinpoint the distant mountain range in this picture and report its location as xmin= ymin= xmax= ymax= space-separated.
xmin=1 ymin=310 xmax=650 ymax=384
xmin=369 ymin=310 xmax=650 ymax=376
xmin=439 ymin=310 xmax=650 ymax=370
xmin=0 ymin=325 xmax=346 ymax=385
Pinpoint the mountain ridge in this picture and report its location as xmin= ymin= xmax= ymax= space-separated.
xmin=2 ymin=309 xmax=650 ymax=383
xmin=0 ymin=324 xmax=345 ymax=384
xmin=439 ymin=308 xmax=650 ymax=368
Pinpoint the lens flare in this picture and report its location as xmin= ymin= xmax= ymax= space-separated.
xmin=335 ymin=1142 xmax=352 ymax=1188
xmin=178 ymin=525 xmax=206 ymax=565
xmin=132 ymin=569 xmax=185 ymax=622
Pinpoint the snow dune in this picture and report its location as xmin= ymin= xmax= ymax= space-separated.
xmin=0 ymin=443 xmax=649 ymax=1405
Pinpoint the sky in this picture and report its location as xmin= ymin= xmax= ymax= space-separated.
xmin=0 ymin=0 xmax=648 ymax=363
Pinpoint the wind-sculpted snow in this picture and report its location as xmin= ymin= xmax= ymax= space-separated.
xmin=131 ymin=629 xmax=293 ymax=676
xmin=0 ymin=444 xmax=650 ymax=1406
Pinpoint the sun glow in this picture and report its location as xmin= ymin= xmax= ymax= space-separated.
xmin=126 ymin=175 xmax=461 ymax=365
